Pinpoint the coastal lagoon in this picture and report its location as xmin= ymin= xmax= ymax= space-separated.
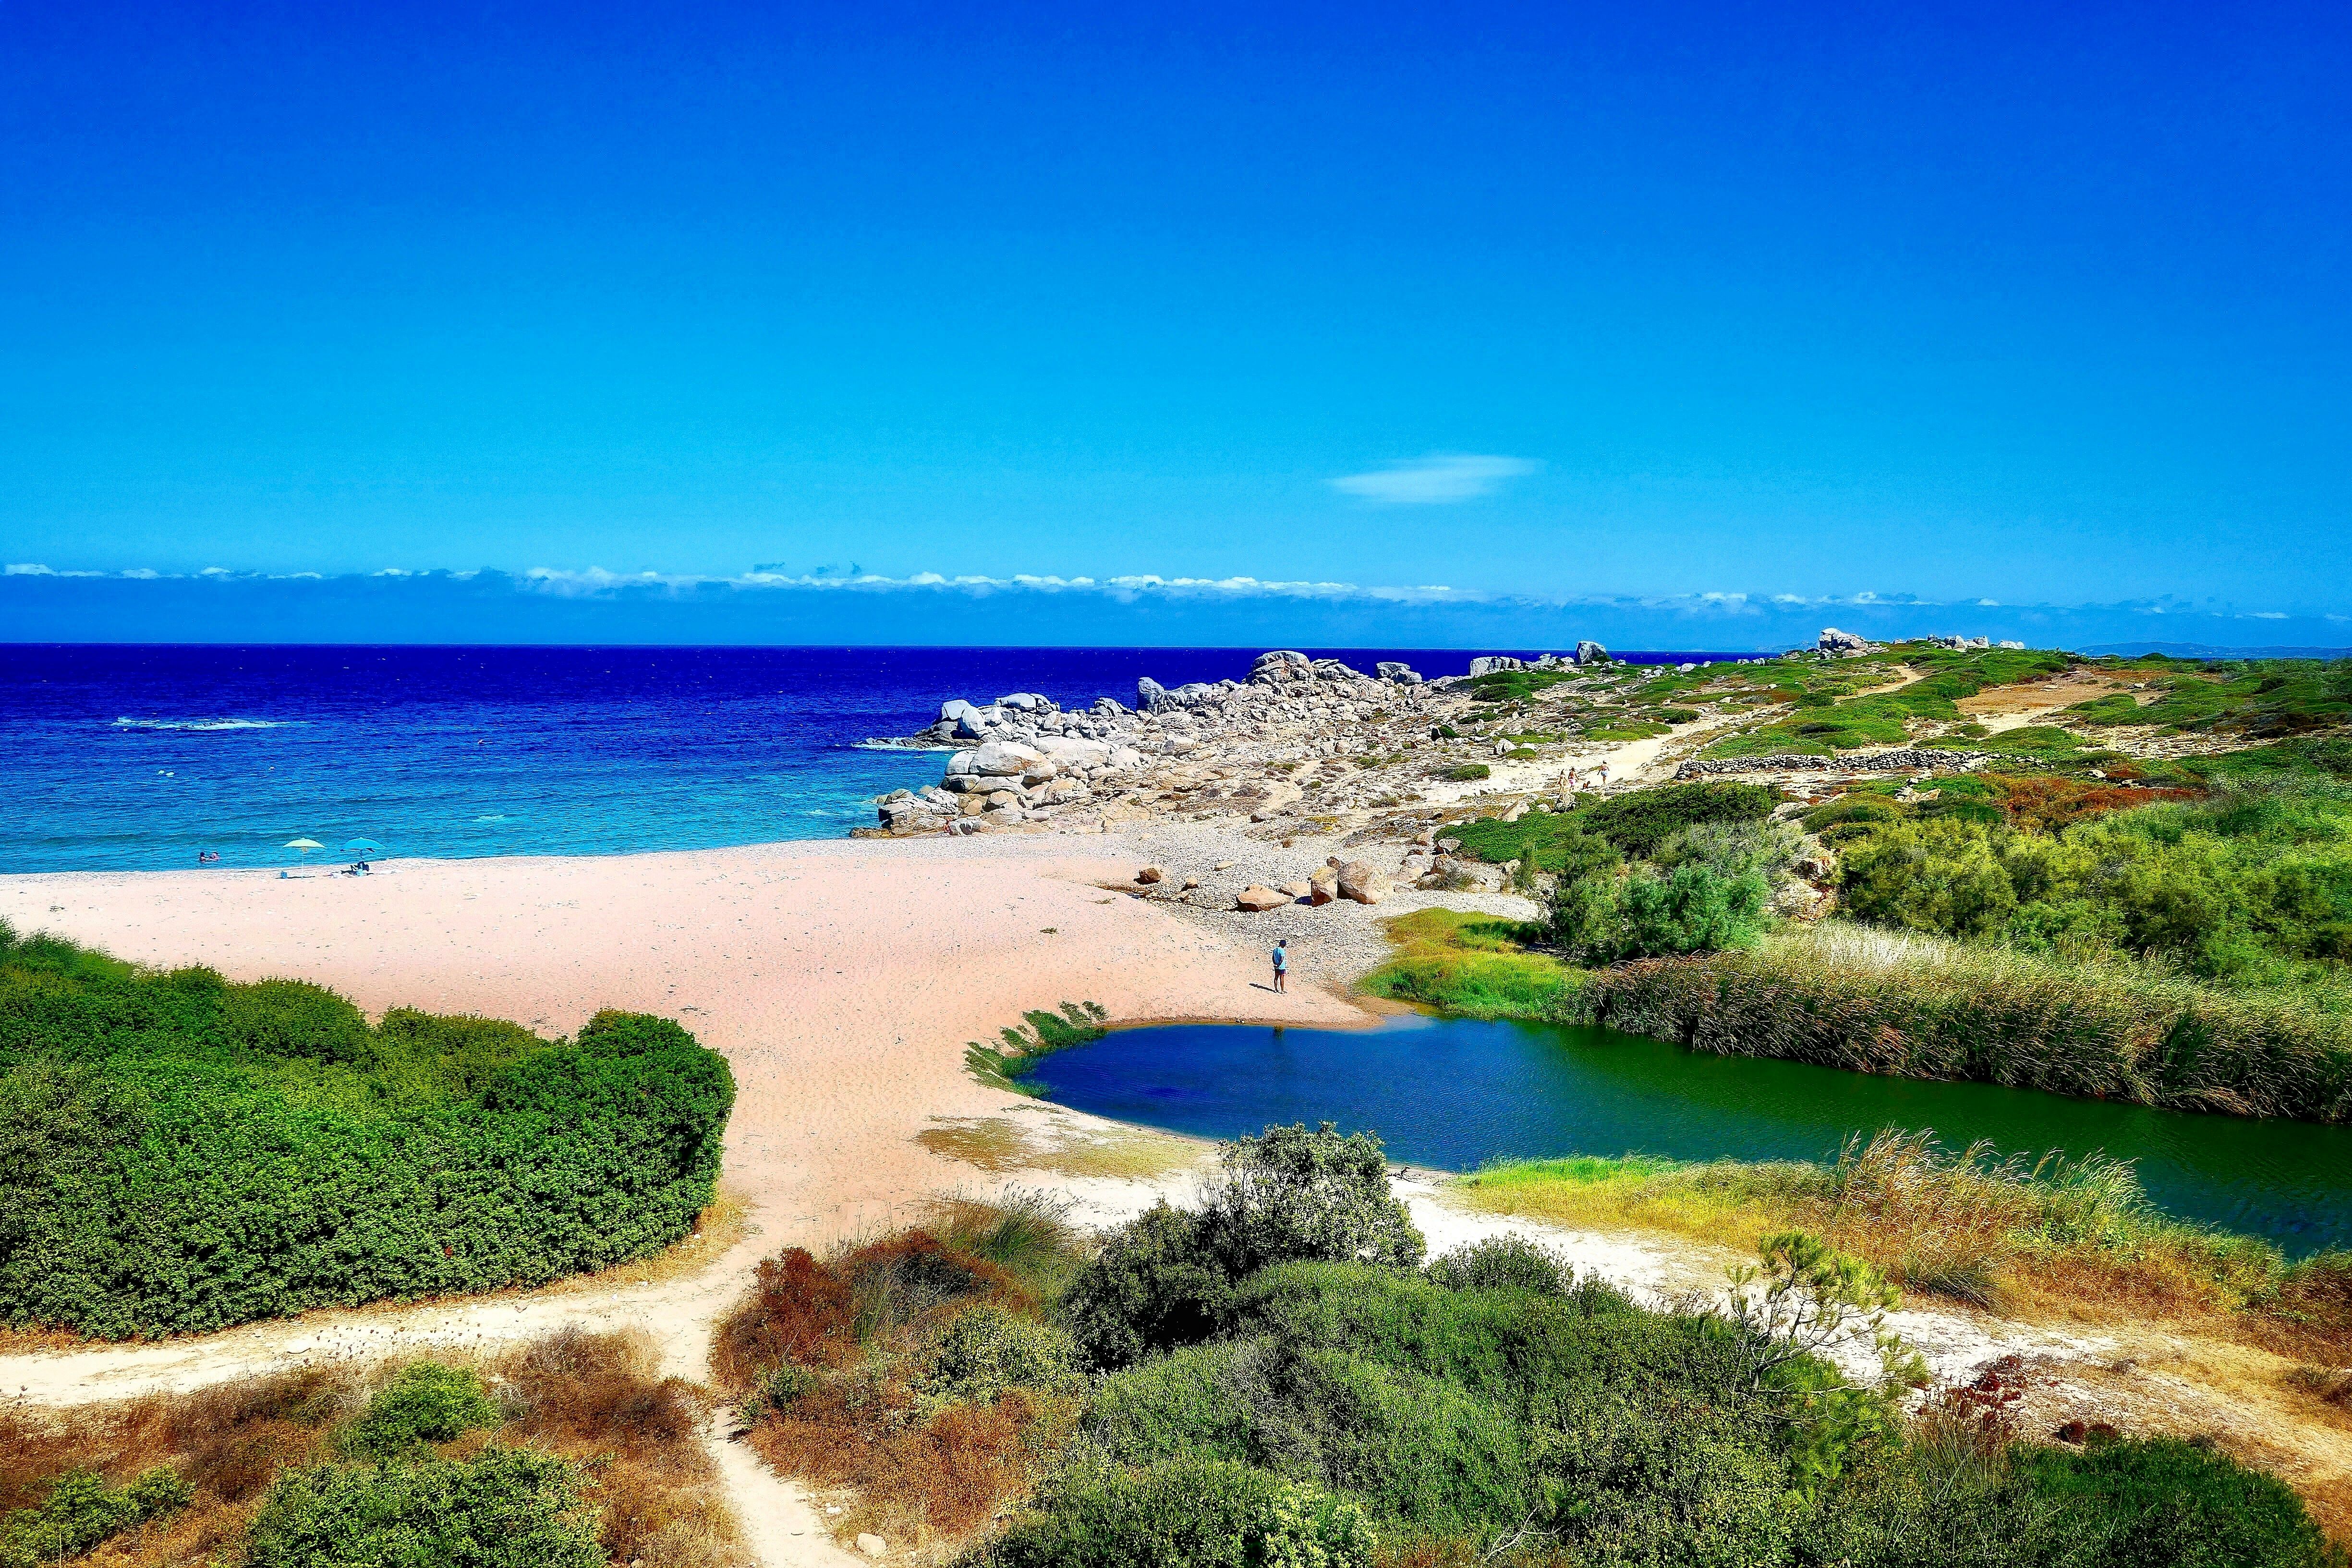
xmin=1031 ymin=1012 xmax=2352 ymax=1253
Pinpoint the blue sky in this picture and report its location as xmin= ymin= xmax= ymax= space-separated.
xmin=3 ymin=0 xmax=2348 ymax=644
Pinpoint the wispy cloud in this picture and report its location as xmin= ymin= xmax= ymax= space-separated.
xmin=521 ymin=566 xmax=1474 ymax=605
xmin=1330 ymin=454 xmax=1540 ymax=505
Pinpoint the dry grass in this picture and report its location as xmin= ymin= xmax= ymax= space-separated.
xmin=715 ymin=1203 xmax=1092 ymax=1562
xmin=0 ymin=1329 xmax=739 ymax=1568
xmin=1458 ymin=1130 xmax=2352 ymax=1361
xmin=916 ymin=1111 xmax=1208 ymax=1181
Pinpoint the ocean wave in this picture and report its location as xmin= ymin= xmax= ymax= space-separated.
xmin=855 ymin=737 xmax=956 ymax=752
xmin=114 ymin=717 xmax=298 ymax=731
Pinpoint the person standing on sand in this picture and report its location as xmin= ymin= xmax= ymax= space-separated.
xmin=1272 ymin=939 xmax=1288 ymax=993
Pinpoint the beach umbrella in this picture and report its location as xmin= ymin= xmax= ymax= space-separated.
xmin=284 ymin=838 xmax=323 ymax=855
xmin=342 ymin=838 xmax=384 ymax=856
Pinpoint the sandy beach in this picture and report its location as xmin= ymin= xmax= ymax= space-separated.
xmin=0 ymin=829 xmax=1412 ymax=1379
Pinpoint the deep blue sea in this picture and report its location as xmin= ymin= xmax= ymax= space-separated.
xmin=1 ymin=644 xmax=1746 ymax=874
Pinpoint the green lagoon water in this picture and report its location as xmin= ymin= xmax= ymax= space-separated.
xmin=1030 ymin=1013 xmax=2352 ymax=1254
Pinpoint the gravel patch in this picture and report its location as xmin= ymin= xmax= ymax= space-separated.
xmin=1091 ymin=815 xmax=1540 ymax=997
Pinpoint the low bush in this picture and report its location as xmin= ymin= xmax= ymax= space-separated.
xmin=1424 ymin=1234 xmax=1578 ymax=1296
xmin=1 ymin=1326 xmax=735 ymax=1568
xmin=1574 ymin=779 xmax=1779 ymax=856
xmin=1548 ymin=861 xmax=1770 ymax=962
xmin=0 ymin=927 xmax=735 ymax=1337
xmin=1826 ymin=776 xmax=2352 ymax=985
xmin=1061 ymin=1125 xmax=1425 ymax=1371
xmin=1060 ymin=1203 xmax=1239 ymax=1372
xmin=718 ymin=1204 xmax=1096 ymax=1545
xmin=1441 ymin=763 xmax=1490 ymax=781
xmin=0 ymin=1464 xmax=189 ymax=1568
xmin=341 ymin=1362 xmax=500 ymax=1460
xmin=242 ymin=1446 xmax=604 ymax=1568
xmin=989 ymin=1453 xmax=1376 ymax=1568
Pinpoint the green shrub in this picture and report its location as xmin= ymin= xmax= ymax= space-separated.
xmin=1061 ymin=1126 xmax=1425 ymax=1371
xmin=0 ymin=1465 xmax=189 ymax=1568
xmin=920 ymin=1303 xmax=1083 ymax=1410
xmin=1842 ymin=818 xmax=2021 ymax=938
xmin=1082 ymin=1339 xmax=1535 ymax=1538
xmin=1835 ymin=778 xmax=2352 ymax=981
xmin=2010 ymin=1434 xmax=2343 ymax=1567
xmin=1060 ymin=1203 xmax=1237 ymax=1372
xmin=1550 ymin=863 xmax=1770 ymax=962
xmin=1425 ymin=1234 xmax=1578 ymax=1296
xmin=343 ymin=1362 xmax=500 ymax=1459
xmin=1575 ymin=781 xmax=1778 ymax=857
xmin=990 ymin=1453 xmax=1375 ymax=1568
xmin=0 ymin=934 xmax=736 ymax=1337
xmin=242 ymin=1447 xmax=603 ymax=1568
xmin=1202 ymin=1122 xmax=1424 ymax=1279
xmin=1443 ymin=763 xmax=1491 ymax=782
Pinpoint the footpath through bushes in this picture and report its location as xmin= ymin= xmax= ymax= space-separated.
xmin=0 ymin=923 xmax=735 ymax=1337
xmin=718 ymin=1124 xmax=2343 ymax=1568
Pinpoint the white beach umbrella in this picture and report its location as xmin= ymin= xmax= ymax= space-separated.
xmin=284 ymin=838 xmax=324 ymax=856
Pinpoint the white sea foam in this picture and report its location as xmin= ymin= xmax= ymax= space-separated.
xmin=855 ymin=737 xmax=956 ymax=752
xmin=114 ymin=717 xmax=296 ymax=731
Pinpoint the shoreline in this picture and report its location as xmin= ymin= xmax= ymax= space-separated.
xmin=0 ymin=824 xmax=1428 ymax=1391
xmin=14 ymin=827 xmax=2352 ymax=1549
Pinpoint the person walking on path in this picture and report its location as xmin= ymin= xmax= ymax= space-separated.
xmin=1271 ymin=939 xmax=1288 ymax=993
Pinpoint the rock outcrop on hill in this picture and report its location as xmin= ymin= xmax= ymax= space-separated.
xmin=872 ymin=646 xmax=2019 ymax=843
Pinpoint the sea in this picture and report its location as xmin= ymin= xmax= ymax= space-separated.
xmin=0 ymin=644 xmax=1753 ymax=875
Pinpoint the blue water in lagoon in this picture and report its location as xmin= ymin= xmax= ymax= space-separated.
xmin=0 ymin=644 xmax=1743 ymax=874
xmin=1029 ymin=1014 xmax=2352 ymax=1254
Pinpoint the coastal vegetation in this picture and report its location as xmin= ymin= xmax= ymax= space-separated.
xmin=0 ymin=1328 xmax=732 ymax=1567
xmin=718 ymin=1126 xmax=2340 ymax=1567
xmin=0 ymin=924 xmax=735 ymax=1338
xmin=964 ymin=1002 xmax=1111 ymax=1095
xmin=1381 ymin=756 xmax=2352 ymax=1124
xmin=1456 ymin=1131 xmax=2352 ymax=1359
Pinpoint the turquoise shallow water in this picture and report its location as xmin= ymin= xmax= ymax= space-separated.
xmin=1030 ymin=1013 xmax=2352 ymax=1254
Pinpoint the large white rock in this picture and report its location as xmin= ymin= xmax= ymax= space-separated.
xmin=1034 ymin=735 xmax=1110 ymax=765
xmin=946 ymin=749 xmax=979 ymax=776
xmin=973 ymin=740 xmax=1043 ymax=777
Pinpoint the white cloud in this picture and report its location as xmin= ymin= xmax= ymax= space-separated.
xmin=1330 ymin=454 xmax=1540 ymax=505
xmin=5 ymin=562 xmax=55 ymax=575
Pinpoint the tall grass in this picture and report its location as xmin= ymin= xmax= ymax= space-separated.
xmin=1358 ymin=910 xmax=1582 ymax=1017
xmin=1365 ymin=910 xmax=2352 ymax=1122
xmin=1573 ymin=924 xmax=2352 ymax=1122
xmin=1458 ymin=1130 xmax=2352 ymax=1359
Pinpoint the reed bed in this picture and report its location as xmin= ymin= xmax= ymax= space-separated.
xmin=1566 ymin=924 xmax=2352 ymax=1123
xmin=1461 ymin=1129 xmax=2352 ymax=1360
